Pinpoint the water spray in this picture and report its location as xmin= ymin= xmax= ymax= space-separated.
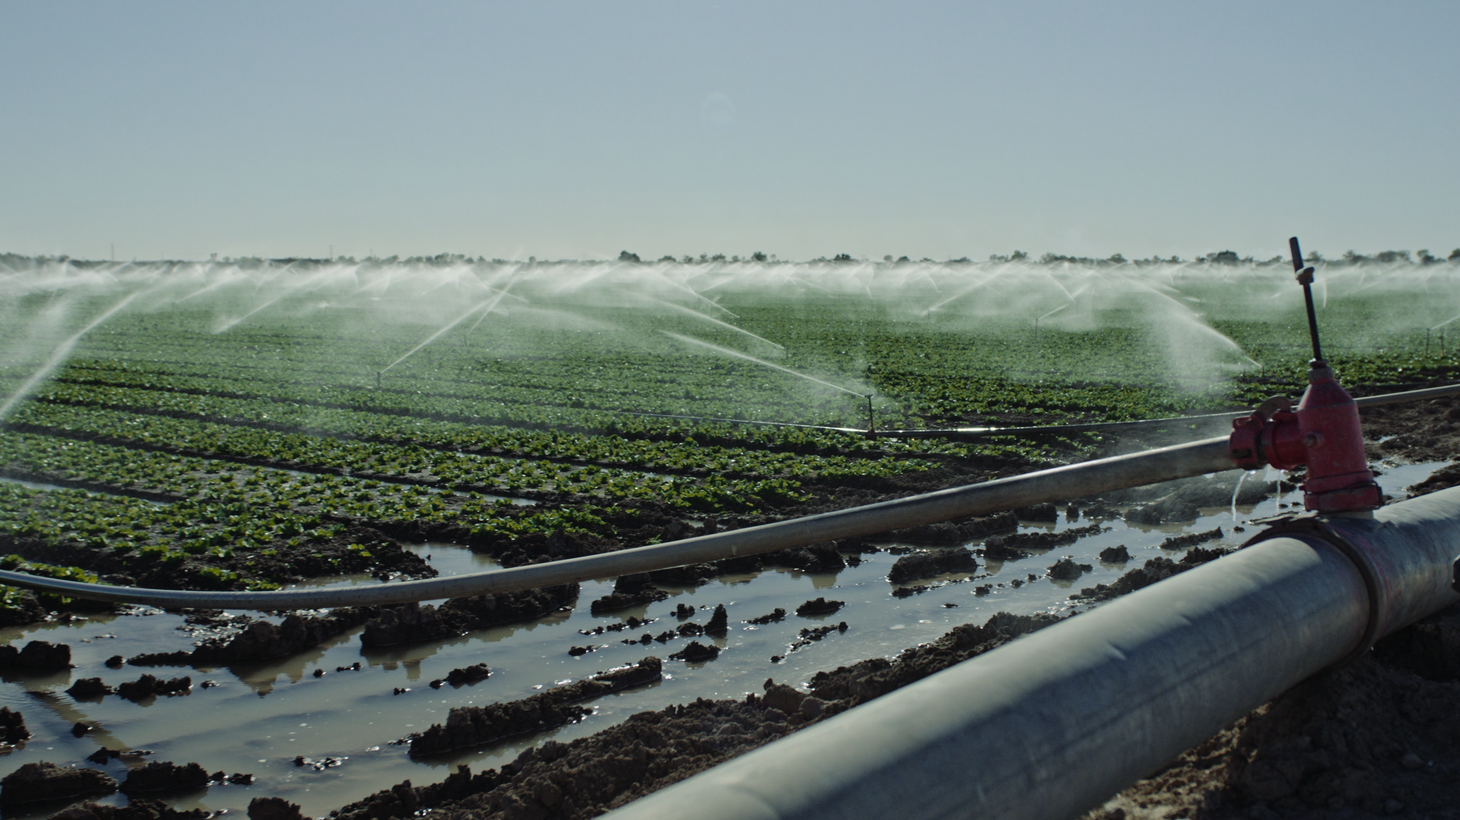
xmin=0 ymin=288 xmax=147 ymax=421
xmin=659 ymin=332 xmax=865 ymax=398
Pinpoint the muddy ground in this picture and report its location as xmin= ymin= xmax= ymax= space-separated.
xmin=7 ymin=393 xmax=1460 ymax=820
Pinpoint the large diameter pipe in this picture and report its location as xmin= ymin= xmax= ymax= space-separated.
xmin=601 ymin=487 xmax=1460 ymax=820
xmin=0 ymin=436 xmax=1235 ymax=610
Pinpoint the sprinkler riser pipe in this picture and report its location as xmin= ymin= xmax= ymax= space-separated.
xmin=1232 ymin=232 xmax=1382 ymax=517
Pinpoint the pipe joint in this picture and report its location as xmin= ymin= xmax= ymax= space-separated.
xmin=1242 ymin=514 xmax=1384 ymax=667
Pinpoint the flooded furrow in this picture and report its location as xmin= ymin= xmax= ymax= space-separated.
xmin=0 ymin=460 xmax=1445 ymax=818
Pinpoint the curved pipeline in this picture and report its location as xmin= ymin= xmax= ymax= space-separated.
xmin=0 ymin=436 xmax=1235 ymax=610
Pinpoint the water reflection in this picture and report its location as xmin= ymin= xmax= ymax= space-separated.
xmin=0 ymin=459 xmax=1445 ymax=818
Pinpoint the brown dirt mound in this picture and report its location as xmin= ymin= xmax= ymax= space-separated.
xmin=409 ymin=657 xmax=664 ymax=757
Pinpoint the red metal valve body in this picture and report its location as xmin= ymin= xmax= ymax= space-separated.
xmin=1229 ymin=363 xmax=1382 ymax=513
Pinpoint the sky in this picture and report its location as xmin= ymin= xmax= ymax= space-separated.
xmin=3 ymin=2 xmax=1458 ymax=263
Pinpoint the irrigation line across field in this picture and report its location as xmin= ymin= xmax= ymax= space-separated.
xmin=620 ymin=382 xmax=1460 ymax=441
xmin=0 ymin=383 xmax=1455 ymax=611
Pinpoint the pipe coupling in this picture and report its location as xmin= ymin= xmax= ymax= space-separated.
xmin=1243 ymin=514 xmax=1383 ymax=667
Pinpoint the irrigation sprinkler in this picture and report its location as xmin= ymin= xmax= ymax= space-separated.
xmin=865 ymin=394 xmax=875 ymax=437
xmin=1229 ymin=238 xmax=1381 ymax=513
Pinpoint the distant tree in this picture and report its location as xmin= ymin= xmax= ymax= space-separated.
xmin=698 ymin=254 xmax=709 ymax=263
xmin=832 ymin=253 xmax=854 ymax=263
xmin=1305 ymin=250 xmax=1325 ymax=263
xmin=1342 ymin=250 xmax=1369 ymax=264
xmin=1206 ymin=250 xmax=1240 ymax=265
xmin=658 ymin=255 xmax=677 ymax=263
xmin=710 ymin=253 xmax=726 ymax=262
xmin=897 ymin=256 xmax=911 ymax=264
xmin=1450 ymin=249 xmax=1460 ymax=262
xmin=731 ymin=255 xmax=742 ymax=263
xmin=683 ymin=255 xmax=695 ymax=264
xmin=988 ymin=253 xmax=1009 ymax=263
xmin=883 ymin=255 xmax=894 ymax=263
xmin=751 ymin=251 xmax=768 ymax=263
xmin=1417 ymin=249 xmax=1439 ymax=265
xmin=1373 ymin=250 xmax=1411 ymax=264
xmin=1106 ymin=253 xmax=1125 ymax=264
xmin=947 ymin=257 xmax=972 ymax=265
xmin=618 ymin=250 xmax=641 ymax=263
xmin=1010 ymin=250 xmax=1029 ymax=262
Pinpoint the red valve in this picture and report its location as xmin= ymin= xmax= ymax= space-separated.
xmin=1229 ymin=363 xmax=1382 ymax=513
xmin=1229 ymin=237 xmax=1382 ymax=513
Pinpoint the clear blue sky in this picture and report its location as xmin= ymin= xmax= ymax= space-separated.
xmin=4 ymin=2 xmax=1457 ymax=262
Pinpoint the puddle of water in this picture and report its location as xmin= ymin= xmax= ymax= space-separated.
xmin=0 ymin=461 xmax=1449 ymax=818
xmin=0 ymin=476 xmax=76 ymax=493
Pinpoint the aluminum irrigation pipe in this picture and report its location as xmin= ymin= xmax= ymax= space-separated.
xmin=600 ymin=383 xmax=1460 ymax=441
xmin=877 ymin=381 xmax=1460 ymax=441
xmin=602 ymin=485 xmax=1460 ymax=820
xmin=0 ymin=436 xmax=1236 ymax=610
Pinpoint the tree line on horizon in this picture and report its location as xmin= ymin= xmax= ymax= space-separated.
xmin=5 ymin=247 xmax=1460 ymax=270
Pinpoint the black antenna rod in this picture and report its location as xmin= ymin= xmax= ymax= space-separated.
xmin=1290 ymin=236 xmax=1325 ymax=364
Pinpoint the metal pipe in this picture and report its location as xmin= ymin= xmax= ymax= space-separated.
xmin=0 ymin=436 xmax=1237 ymax=610
xmin=600 ymin=487 xmax=1460 ymax=820
xmin=875 ymin=382 xmax=1460 ymax=441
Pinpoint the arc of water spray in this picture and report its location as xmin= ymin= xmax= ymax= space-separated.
xmin=216 ymin=267 xmax=339 ymax=332
xmin=1036 ymin=305 xmax=1069 ymax=323
xmin=0 ymin=289 xmax=146 ymax=421
xmin=1127 ymin=278 xmax=1263 ymax=370
xmin=923 ymin=268 xmax=1001 ymax=314
xmin=382 ymin=291 xmax=512 ymax=375
xmin=1431 ymin=311 xmax=1460 ymax=332
xmin=174 ymin=276 xmax=237 ymax=304
xmin=646 ymin=269 xmax=738 ymax=318
xmin=659 ymin=332 xmax=865 ymax=398
xmin=642 ymin=296 xmax=784 ymax=350
xmin=465 ymin=279 xmax=519 ymax=336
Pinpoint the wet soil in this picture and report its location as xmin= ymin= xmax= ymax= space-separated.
xmin=4 ymin=391 xmax=1456 ymax=819
xmin=317 ymin=392 xmax=1460 ymax=820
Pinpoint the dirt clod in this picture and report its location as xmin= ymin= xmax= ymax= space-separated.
xmin=794 ymin=597 xmax=844 ymax=616
xmin=0 ymin=761 xmax=117 ymax=805
xmin=0 ymin=640 xmax=71 ymax=671
xmin=248 ymin=797 xmax=304 ymax=820
xmin=119 ymin=762 xmax=210 ymax=795
xmin=0 ymin=707 xmax=27 ymax=744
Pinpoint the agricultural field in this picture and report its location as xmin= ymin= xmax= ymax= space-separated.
xmin=0 ymin=255 xmax=1458 ymax=819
